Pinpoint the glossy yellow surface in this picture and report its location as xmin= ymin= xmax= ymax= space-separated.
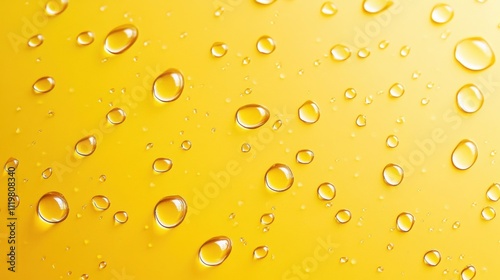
xmin=2 ymin=0 xmax=500 ymax=279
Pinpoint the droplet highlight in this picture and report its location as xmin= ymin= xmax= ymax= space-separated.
xmin=461 ymin=265 xmax=476 ymax=280
xmin=42 ymin=167 xmax=52 ymax=179
xmin=321 ymin=2 xmax=338 ymax=16
xmin=28 ymin=34 xmax=44 ymax=48
xmin=45 ymin=0 xmax=68 ymax=16
xmin=362 ymin=0 xmax=393 ymax=14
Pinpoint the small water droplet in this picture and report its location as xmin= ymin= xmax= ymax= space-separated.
xmin=386 ymin=135 xmax=399 ymax=148
xmin=4 ymin=157 xmax=19 ymax=171
xmin=383 ymin=163 xmax=404 ymax=186
xmin=106 ymin=108 xmax=126 ymax=124
xmin=265 ymin=164 xmax=294 ymax=192
xmin=456 ymin=84 xmax=483 ymax=113
xmin=298 ymin=100 xmax=320 ymax=124
xmin=42 ymin=167 xmax=52 ymax=179
xmin=363 ymin=0 xmax=393 ymax=13
xmin=461 ymin=265 xmax=476 ymax=280
xmin=455 ymin=37 xmax=495 ymax=71
xmin=321 ymin=2 xmax=338 ymax=16
xmin=389 ymin=83 xmax=405 ymax=98
xmin=104 ymin=24 xmax=138 ymax=54
xmin=77 ymin=31 xmax=94 ymax=46
xmin=486 ymin=183 xmax=500 ymax=201
xmin=98 ymin=261 xmax=107 ymax=270
xmin=114 ymin=211 xmax=128 ymax=224
xmin=28 ymin=34 xmax=44 ymax=48
xmin=452 ymin=221 xmax=461 ymax=229
xmin=37 ymin=192 xmax=69 ymax=223
xmin=253 ymin=246 xmax=269 ymax=260
xmin=260 ymin=213 xmax=275 ymax=225
xmin=257 ymin=36 xmax=276 ymax=54
xmin=98 ymin=175 xmax=107 ymax=183
xmin=421 ymin=98 xmax=430 ymax=105
xmin=451 ymin=139 xmax=478 ymax=170
xmin=340 ymin=257 xmax=349 ymax=263
xmin=198 ymin=236 xmax=232 ymax=266
xmin=153 ymin=158 xmax=173 ymax=173
xmin=357 ymin=48 xmax=371 ymax=58
xmin=424 ymin=250 xmax=441 ymax=266
xmin=396 ymin=212 xmax=415 ymax=232
xmin=317 ymin=182 xmax=336 ymax=201
xmin=272 ymin=120 xmax=283 ymax=131
xmin=154 ymin=196 xmax=187 ymax=228
xmin=180 ymin=140 xmax=192 ymax=151
xmin=80 ymin=274 xmax=89 ymax=280
xmin=242 ymin=57 xmax=251 ymax=65
xmin=241 ymin=143 xmax=251 ymax=153
xmin=481 ymin=206 xmax=496 ymax=221
xmin=45 ymin=0 xmax=68 ymax=16
xmin=431 ymin=3 xmax=454 ymax=24
xmin=211 ymin=42 xmax=228 ymax=58
xmin=235 ymin=104 xmax=270 ymax=129
xmin=355 ymin=115 xmax=367 ymax=127
xmin=75 ymin=135 xmax=97 ymax=156
xmin=91 ymin=195 xmax=110 ymax=211
xmin=33 ymin=76 xmax=55 ymax=94
xmin=377 ymin=266 xmax=384 ymax=273
xmin=387 ymin=243 xmax=394 ymax=251
xmin=336 ymin=209 xmax=352 ymax=224
xmin=345 ymin=88 xmax=357 ymax=100
xmin=378 ymin=40 xmax=390 ymax=49
xmin=152 ymin=69 xmax=184 ymax=102
xmin=296 ymin=149 xmax=314 ymax=164
xmin=400 ymin=46 xmax=411 ymax=57
xmin=330 ymin=44 xmax=351 ymax=61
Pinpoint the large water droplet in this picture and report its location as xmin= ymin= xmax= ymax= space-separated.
xmin=45 ymin=0 xmax=68 ymax=16
xmin=383 ymin=163 xmax=404 ymax=186
xmin=154 ymin=196 xmax=187 ymax=228
xmin=486 ymin=183 xmax=500 ymax=202
xmin=114 ymin=211 xmax=128 ymax=224
xmin=481 ymin=206 xmax=496 ymax=221
xmin=317 ymin=182 xmax=336 ymax=201
xmin=456 ymin=84 xmax=483 ymax=113
xmin=386 ymin=135 xmax=399 ymax=148
xmin=454 ymin=37 xmax=495 ymax=71
xmin=235 ymin=104 xmax=270 ymax=129
xmin=152 ymin=69 xmax=184 ymax=102
xmin=298 ymin=100 xmax=320 ymax=124
xmin=4 ymin=157 xmax=19 ymax=172
xmin=260 ymin=213 xmax=275 ymax=225
xmin=37 ymin=192 xmax=69 ymax=223
xmin=33 ymin=76 xmax=55 ymax=94
xmin=91 ymin=195 xmax=110 ymax=211
xmin=396 ymin=212 xmax=415 ymax=232
xmin=77 ymin=31 xmax=94 ymax=46
xmin=153 ymin=158 xmax=173 ymax=173
xmin=451 ymin=139 xmax=478 ymax=170
xmin=330 ymin=44 xmax=351 ymax=61
xmin=42 ymin=167 xmax=52 ymax=179
xmin=345 ymin=88 xmax=357 ymax=100
xmin=106 ymin=108 xmax=127 ymax=124
xmin=296 ymin=149 xmax=314 ymax=164
xmin=430 ymin=4 xmax=454 ymax=24
xmin=355 ymin=115 xmax=367 ymax=127
xmin=461 ymin=265 xmax=476 ymax=280
xmin=362 ymin=0 xmax=393 ymax=13
xmin=257 ymin=36 xmax=276 ymax=54
xmin=198 ymin=236 xmax=232 ymax=266
xmin=211 ymin=42 xmax=228 ymax=58
xmin=28 ymin=34 xmax=44 ymax=48
xmin=265 ymin=164 xmax=294 ymax=192
xmin=423 ymin=250 xmax=441 ymax=266
xmin=104 ymin=24 xmax=138 ymax=54
xmin=336 ymin=209 xmax=351 ymax=224
xmin=389 ymin=83 xmax=405 ymax=98
xmin=321 ymin=2 xmax=338 ymax=16
xmin=253 ymin=246 xmax=269 ymax=260
xmin=75 ymin=135 xmax=97 ymax=156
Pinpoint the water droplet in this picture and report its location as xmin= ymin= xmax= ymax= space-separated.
xmin=481 ymin=206 xmax=496 ymax=221
xmin=421 ymin=98 xmax=430 ymax=105
xmin=33 ymin=76 xmax=55 ymax=94
xmin=211 ymin=42 xmax=228 ymax=58
xmin=330 ymin=44 xmax=351 ymax=61
xmin=4 ymin=157 xmax=19 ymax=171
xmin=80 ymin=274 xmax=89 ymax=280
xmin=386 ymin=135 xmax=399 ymax=148
xmin=104 ymin=24 xmax=138 ymax=54
xmin=296 ymin=149 xmax=314 ymax=164
xmin=154 ymin=196 xmax=187 ymax=228
xmin=37 ymin=192 xmax=69 ymax=223
xmin=255 ymin=0 xmax=276 ymax=4
xmin=400 ymin=46 xmax=411 ymax=57
xmin=114 ymin=211 xmax=128 ymax=224
xmin=298 ymin=100 xmax=320 ymax=124
xmin=377 ymin=266 xmax=384 ymax=273
xmin=77 ymin=31 xmax=94 ymax=46
xmin=45 ymin=0 xmax=68 ymax=16
xmin=396 ymin=212 xmax=415 ymax=232
xmin=256 ymin=36 xmax=276 ymax=54
xmin=198 ymin=236 xmax=232 ymax=266
xmin=387 ymin=243 xmax=394 ymax=250
xmin=152 ymin=69 xmax=184 ymax=102
xmin=272 ymin=120 xmax=283 ymax=131
xmin=99 ymin=261 xmax=107 ymax=270
xmin=379 ymin=40 xmax=390 ymax=49
xmin=452 ymin=221 xmax=461 ymax=229
xmin=451 ymin=139 xmax=478 ymax=170
xmin=486 ymin=183 xmax=500 ymax=201
xmin=461 ymin=265 xmax=476 ymax=280
xmin=242 ymin=57 xmax=251 ymax=65
xmin=28 ymin=34 xmax=44 ymax=48
xmin=240 ymin=143 xmax=252 ymax=153
xmin=363 ymin=0 xmax=393 ymax=13
xmin=181 ymin=140 xmax=192 ymax=151
xmin=265 ymin=164 xmax=294 ymax=192
xmin=42 ymin=167 xmax=52 ymax=179
xmin=424 ymin=250 xmax=441 ymax=266
xmin=456 ymin=84 xmax=483 ymax=113
xmin=235 ymin=104 xmax=270 ymax=129
xmin=345 ymin=88 xmax=357 ymax=99
xmin=106 ymin=108 xmax=126 ymax=124
xmin=317 ymin=182 xmax=336 ymax=201
xmin=153 ymin=158 xmax=173 ymax=173
xmin=383 ymin=163 xmax=404 ymax=186
xmin=340 ymin=257 xmax=349 ymax=263
xmin=99 ymin=175 xmax=107 ymax=183
xmin=91 ymin=195 xmax=110 ymax=211
xmin=336 ymin=209 xmax=352 ymax=224
xmin=13 ymin=195 xmax=20 ymax=208
xmin=355 ymin=115 xmax=367 ymax=127
xmin=321 ymin=2 xmax=338 ymax=16
xmin=75 ymin=135 xmax=97 ymax=156
xmin=260 ymin=213 xmax=275 ymax=225
xmin=389 ymin=83 xmax=405 ymax=98
xmin=431 ymin=3 xmax=454 ymax=24
xmin=455 ymin=37 xmax=495 ymax=71
xmin=357 ymin=48 xmax=371 ymax=58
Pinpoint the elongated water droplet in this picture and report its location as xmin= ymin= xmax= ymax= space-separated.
xmin=379 ymin=40 xmax=390 ymax=49
xmin=37 ymin=192 xmax=69 ymax=223
xmin=272 ymin=120 xmax=282 ymax=131
xmin=345 ymin=88 xmax=357 ymax=99
xmin=452 ymin=221 xmax=461 ymax=229
xmin=356 ymin=115 xmax=366 ymax=127
xmin=265 ymin=164 xmax=294 ymax=192
xmin=198 ymin=236 xmax=232 ymax=266
xmin=423 ymin=250 xmax=441 ymax=266
xmin=235 ymin=104 xmax=270 ymax=129
xmin=28 ymin=34 xmax=44 ymax=48
xmin=91 ymin=195 xmax=110 ymax=211
xmin=456 ymin=84 xmax=483 ymax=113
xmin=255 ymin=0 xmax=276 ymax=4
xmin=481 ymin=206 xmax=496 ymax=221
xmin=104 ymin=24 xmax=138 ymax=54
xmin=486 ymin=183 xmax=500 ymax=201
xmin=98 ymin=261 xmax=107 ymax=270
xmin=75 ymin=136 xmax=97 ymax=156
xmin=389 ymin=83 xmax=405 ymax=98
xmin=253 ymin=246 xmax=269 ymax=260
xmin=33 ymin=76 xmax=55 ymax=94
xmin=321 ymin=2 xmax=338 ymax=16
xmin=400 ymin=46 xmax=411 ymax=57
xmin=152 ymin=69 xmax=184 ymax=102
xmin=211 ymin=42 xmax=228 ymax=58
xmin=77 ymin=31 xmax=94 ymax=46
xmin=396 ymin=212 xmax=415 ymax=232
xmin=45 ymin=0 xmax=68 ymax=16
xmin=461 ymin=265 xmax=476 ymax=280
xmin=363 ymin=0 xmax=393 ymax=14
xmin=317 ymin=182 xmax=336 ymax=201
xmin=298 ymin=100 xmax=320 ymax=124
xmin=260 ymin=213 xmax=275 ymax=225
xmin=330 ymin=44 xmax=351 ymax=61
xmin=386 ymin=135 xmax=399 ymax=148
xmin=431 ymin=3 xmax=454 ymax=24
xmin=154 ymin=196 xmax=187 ymax=228
xmin=4 ymin=157 xmax=19 ymax=171
xmin=114 ymin=211 xmax=128 ymax=224
xmin=455 ymin=37 xmax=495 ymax=71
xmin=336 ymin=209 xmax=351 ymax=224
xmin=383 ymin=163 xmax=404 ymax=186
xmin=106 ymin=108 xmax=126 ymax=124
xmin=451 ymin=139 xmax=478 ymax=170
xmin=42 ymin=167 xmax=52 ymax=179
xmin=296 ymin=149 xmax=314 ymax=164
xmin=257 ymin=36 xmax=276 ymax=54
xmin=153 ymin=158 xmax=173 ymax=173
